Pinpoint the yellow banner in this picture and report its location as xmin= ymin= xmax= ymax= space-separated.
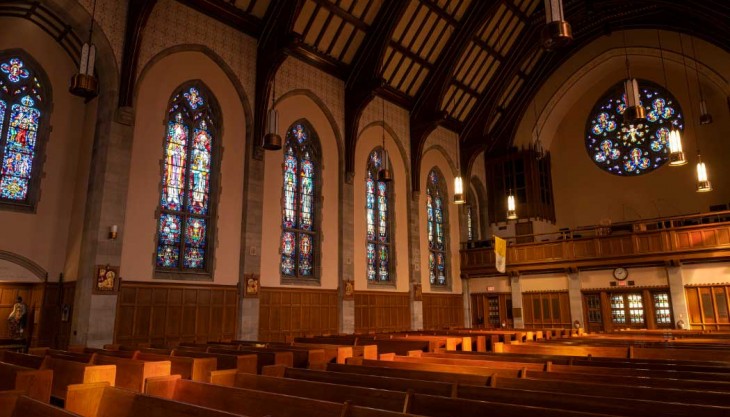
xmin=494 ymin=236 xmax=506 ymax=273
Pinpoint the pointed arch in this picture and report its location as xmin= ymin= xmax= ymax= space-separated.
xmin=280 ymin=119 xmax=322 ymax=282
xmin=0 ymin=50 xmax=52 ymax=212
xmin=155 ymin=80 xmax=222 ymax=278
xmin=426 ymin=167 xmax=449 ymax=287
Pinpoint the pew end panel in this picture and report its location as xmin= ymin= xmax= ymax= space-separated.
xmin=208 ymin=369 xmax=236 ymax=386
xmin=144 ymin=375 xmax=182 ymax=399
xmin=262 ymin=364 xmax=287 ymax=377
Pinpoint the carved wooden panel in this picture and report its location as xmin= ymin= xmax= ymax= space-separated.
xmin=355 ymin=291 xmax=410 ymax=333
xmin=422 ymin=294 xmax=464 ymax=330
xmin=685 ymin=285 xmax=730 ymax=331
xmin=598 ymin=236 xmax=634 ymax=257
xmin=114 ymin=282 xmax=238 ymax=346
xmin=259 ymin=287 xmax=338 ymax=342
xmin=675 ymin=227 xmax=730 ymax=250
xmin=572 ymin=239 xmax=598 ymax=258
xmin=0 ymin=283 xmax=44 ymax=344
xmin=635 ymin=233 xmax=664 ymax=253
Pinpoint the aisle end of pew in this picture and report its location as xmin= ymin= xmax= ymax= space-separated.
xmin=65 ymin=382 xmax=109 ymax=417
xmin=209 ymin=369 xmax=236 ymax=386
xmin=145 ymin=374 xmax=182 ymax=398
xmin=261 ymin=364 xmax=286 ymax=377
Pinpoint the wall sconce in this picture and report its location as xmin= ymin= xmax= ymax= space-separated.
xmin=109 ymin=225 xmax=118 ymax=240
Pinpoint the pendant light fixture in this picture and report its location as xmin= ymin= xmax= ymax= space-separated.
xmin=683 ymin=35 xmax=712 ymax=192
xmin=621 ymin=30 xmax=644 ymax=124
xmin=377 ymin=98 xmax=392 ymax=182
xmin=689 ymin=38 xmax=713 ymax=125
xmin=69 ymin=0 xmax=99 ymax=98
xmin=657 ymin=31 xmax=686 ymax=166
xmin=541 ymin=0 xmax=573 ymax=50
xmin=453 ymin=139 xmax=465 ymax=204
xmin=507 ymin=189 xmax=517 ymax=220
xmin=262 ymin=74 xmax=282 ymax=150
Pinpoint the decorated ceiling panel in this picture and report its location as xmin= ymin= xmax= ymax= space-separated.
xmin=293 ymin=0 xmax=383 ymax=64
xmin=382 ymin=0 xmax=472 ymax=96
xmin=228 ymin=0 xmax=271 ymax=18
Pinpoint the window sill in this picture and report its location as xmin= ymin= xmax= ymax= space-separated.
xmin=280 ymin=277 xmax=321 ymax=286
xmin=367 ymin=281 xmax=397 ymax=290
xmin=154 ymin=270 xmax=214 ymax=282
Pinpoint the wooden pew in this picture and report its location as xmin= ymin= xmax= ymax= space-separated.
xmin=0 ymin=351 xmax=45 ymax=369
xmin=133 ymin=352 xmax=216 ymax=382
xmin=266 ymin=366 xmax=728 ymax=417
xmin=41 ymin=356 xmax=116 ymax=400
xmin=206 ymin=346 xmax=293 ymax=372
xmin=64 ymin=383 xmax=243 ymax=417
xmin=90 ymin=355 xmax=170 ymax=392
xmin=0 ymin=362 xmax=52 ymax=402
xmin=328 ymin=362 xmax=491 ymax=385
xmin=145 ymin=375 xmax=420 ymax=417
xmin=6 ymin=395 xmax=83 ymax=417
xmin=169 ymin=349 xmax=257 ymax=373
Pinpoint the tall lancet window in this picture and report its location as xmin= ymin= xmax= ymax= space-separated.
xmin=426 ymin=169 xmax=448 ymax=286
xmin=366 ymin=149 xmax=393 ymax=283
xmin=155 ymin=83 xmax=220 ymax=276
xmin=0 ymin=53 xmax=50 ymax=210
xmin=280 ymin=121 xmax=320 ymax=281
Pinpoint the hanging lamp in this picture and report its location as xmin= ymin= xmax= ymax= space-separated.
xmin=507 ymin=190 xmax=517 ymax=220
xmin=684 ymin=36 xmax=712 ymax=192
xmin=262 ymin=74 xmax=282 ymax=150
xmin=657 ymin=31 xmax=686 ymax=166
xmin=377 ymin=98 xmax=393 ymax=182
xmin=621 ymin=30 xmax=644 ymax=124
xmin=69 ymin=0 xmax=99 ymax=98
xmin=542 ymin=0 xmax=573 ymax=50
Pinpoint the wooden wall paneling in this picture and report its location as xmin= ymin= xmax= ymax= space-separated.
xmin=686 ymin=285 xmax=730 ymax=331
xmin=522 ymin=292 xmax=571 ymax=329
xmin=422 ymin=294 xmax=464 ymax=330
xmin=114 ymin=282 xmax=238 ymax=346
xmin=354 ymin=291 xmax=410 ymax=333
xmin=38 ymin=282 xmax=75 ymax=349
xmin=258 ymin=287 xmax=338 ymax=342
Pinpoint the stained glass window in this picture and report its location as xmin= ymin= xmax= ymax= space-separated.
xmin=280 ymin=121 xmax=320 ymax=280
xmin=586 ymin=80 xmax=683 ymax=176
xmin=466 ymin=205 xmax=473 ymax=242
xmin=366 ymin=149 xmax=393 ymax=283
xmin=0 ymin=55 xmax=47 ymax=208
xmin=427 ymin=169 xmax=447 ymax=286
xmin=156 ymin=84 xmax=219 ymax=273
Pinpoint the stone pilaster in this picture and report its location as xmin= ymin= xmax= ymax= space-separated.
xmin=72 ymin=103 xmax=135 ymax=348
xmin=339 ymin=175 xmax=355 ymax=334
xmin=238 ymin=143 xmax=265 ymax=340
xmin=408 ymin=191 xmax=423 ymax=330
xmin=568 ymin=271 xmax=583 ymax=328
xmin=666 ymin=266 xmax=689 ymax=328
xmin=510 ymin=274 xmax=524 ymax=329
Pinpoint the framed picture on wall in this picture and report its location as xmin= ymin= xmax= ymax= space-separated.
xmin=343 ymin=280 xmax=354 ymax=300
xmin=244 ymin=274 xmax=260 ymax=298
xmin=93 ymin=265 xmax=120 ymax=295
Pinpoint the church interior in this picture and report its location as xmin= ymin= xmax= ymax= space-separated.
xmin=1 ymin=0 xmax=730 ymax=415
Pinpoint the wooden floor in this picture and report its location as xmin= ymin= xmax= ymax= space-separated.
xmin=2 ymin=328 xmax=730 ymax=416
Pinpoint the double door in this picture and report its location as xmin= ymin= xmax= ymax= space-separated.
xmin=471 ymin=293 xmax=512 ymax=328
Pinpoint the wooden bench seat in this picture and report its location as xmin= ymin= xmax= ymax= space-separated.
xmin=4 ymin=395 xmax=82 ymax=417
xmin=40 ymin=356 xmax=116 ymax=400
xmin=91 ymin=355 xmax=170 ymax=392
xmin=0 ymin=362 xmax=52 ymax=402
xmin=206 ymin=346 xmax=293 ymax=372
xmin=168 ymin=349 xmax=257 ymax=373
xmin=64 ymin=383 xmax=243 ymax=417
xmin=327 ymin=362 xmax=491 ymax=385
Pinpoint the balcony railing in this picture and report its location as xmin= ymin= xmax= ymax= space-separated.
xmin=460 ymin=211 xmax=730 ymax=276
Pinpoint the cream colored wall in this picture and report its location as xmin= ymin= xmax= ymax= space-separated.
xmin=260 ymin=93 xmax=341 ymax=290
xmin=521 ymin=273 xmax=569 ymax=292
xmin=513 ymin=30 xmax=730 ymax=229
xmin=469 ymin=277 xmax=511 ymax=293
xmin=353 ymin=126 xmax=410 ymax=292
xmin=120 ymin=51 xmax=247 ymax=285
xmin=0 ymin=17 xmax=91 ymax=282
xmin=580 ymin=267 xmax=668 ymax=290
xmin=683 ymin=262 xmax=730 ymax=286
xmin=419 ymin=146 xmax=462 ymax=294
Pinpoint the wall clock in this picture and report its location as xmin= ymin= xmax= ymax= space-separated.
xmin=613 ymin=267 xmax=629 ymax=281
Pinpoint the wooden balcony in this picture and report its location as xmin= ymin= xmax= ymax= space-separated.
xmin=460 ymin=211 xmax=730 ymax=276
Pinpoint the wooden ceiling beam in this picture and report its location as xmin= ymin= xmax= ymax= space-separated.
xmin=177 ymin=0 xmax=263 ymax=37
xmin=253 ymin=0 xmax=304 ymax=155
xmin=343 ymin=0 xmax=410 ymax=180
xmin=119 ymin=0 xmax=158 ymax=107
xmin=408 ymin=0 xmax=501 ymax=194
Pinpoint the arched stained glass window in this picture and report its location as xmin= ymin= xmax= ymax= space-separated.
xmin=466 ymin=205 xmax=473 ymax=242
xmin=280 ymin=121 xmax=320 ymax=281
xmin=586 ymin=80 xmax=683 ymax=176
xmin=156 ymin=83 xmax=220 ymax=275
xmin=426 ymin=169 xmax=447 ymax=286
xmin=366 ymin=148 xmax=393 ymax=283
xmin=0 ymin=53 xmax=49 ymax=209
